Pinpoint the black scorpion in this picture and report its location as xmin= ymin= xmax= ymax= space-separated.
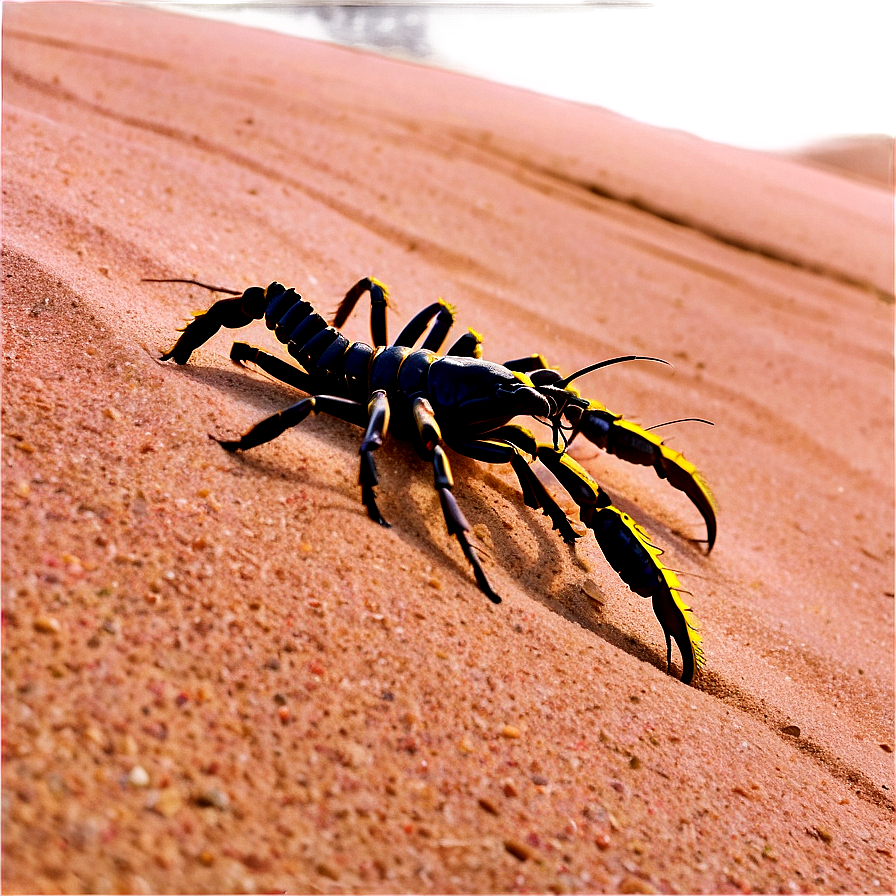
xmin=159 ymin=277 xmax=716 ymax=683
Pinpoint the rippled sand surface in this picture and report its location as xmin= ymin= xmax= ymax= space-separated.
xmin=2 ymin=4 xmax=893 ymax=892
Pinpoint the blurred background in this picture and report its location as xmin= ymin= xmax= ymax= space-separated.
xmin=162 ymin=0 xmax=893 ymax=185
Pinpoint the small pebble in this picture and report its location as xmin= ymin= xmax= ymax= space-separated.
xmin=129 ymin=765 xmax=150 ymax=787
xmin=194 ymin=787 xmax=229 ymax=810
xmin=34 ymin=615 xmax=60 ymax=634
xmin=501 ymin=724 xmax=521 ymax=739
xmin=781 ymin=725 xmax=801 ymax=737
xmin=103 ymin=406 xmax=122 ymax=421
xmin=316 ymin=862 xmax=339 ymax=881
xmin=504 ymin=839 xmax=532 ymax=861
xmin=880 ymin=743 xmax=894 ymax=753
xmin=582 ymin=578 xmax=604 ymax=605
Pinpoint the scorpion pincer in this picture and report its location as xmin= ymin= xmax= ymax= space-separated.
xmin=158 ymin=276 xmax=716 ymax=683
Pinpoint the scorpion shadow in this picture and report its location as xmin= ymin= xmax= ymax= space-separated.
xmin=162 ymin=357 xmax=696 ymax=680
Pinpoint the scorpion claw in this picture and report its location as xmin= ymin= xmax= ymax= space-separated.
xmin=584 ymin=503 xmax=704 ymax=684
xmin=571 ymin=405 xmax=717 ymax=551
xmin=649 ymin=561 xmax=704 ymax=685
xmin=655 ymin=445 xmax=717 ymax=552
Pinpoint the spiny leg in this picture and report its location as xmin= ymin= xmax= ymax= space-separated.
xmin=448 ymin=428 xmax=581 ymax=544
xmin=331 ymin=278 xmax=390 ymax=347
xmin=535 ymin=444 xmax=703 ymax=684
xmin=413 ymin=398 xmax=499 ymax=603
xmin=229 ymin=342 xmax=316 ymax=393
xmin=359 ymin=390 xmax=391 ymax=527
xmin=447 ymin=327 xmax=484 ymax=358
xmin=216 ymin=394 xmax=367 ymax=453
xmin=392 ymin=299 xmax=457 ymax=350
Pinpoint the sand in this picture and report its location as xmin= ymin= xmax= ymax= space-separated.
xmin=2 ymin=3 xmax=894 ymax=893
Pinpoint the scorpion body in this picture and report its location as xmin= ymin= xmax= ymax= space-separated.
xmin=161 ymin=277 xmax=715 ymax=683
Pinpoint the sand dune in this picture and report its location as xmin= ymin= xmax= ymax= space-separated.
xmin=2 ymin=3 xmax=893 ymax=893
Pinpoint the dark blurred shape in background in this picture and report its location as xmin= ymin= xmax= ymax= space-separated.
xmin=308 ymin=3 xmax=432 ymax=56
xmin=314 ymin=3 xmax=432 ymax=56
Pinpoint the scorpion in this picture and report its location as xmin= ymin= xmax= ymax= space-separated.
xmin=158 ymin=276 xmax=716 ymax=683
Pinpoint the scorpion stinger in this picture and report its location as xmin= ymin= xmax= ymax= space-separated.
xmin=158 ymin=275 xmax=716 ymax=683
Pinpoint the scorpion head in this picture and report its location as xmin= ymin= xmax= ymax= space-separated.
xmin=528 ymin=371 xmax=590 ymax=451
xmin=428 ymin=357 xmax=553 ymax=434
xmin=528 ymin=356 xmax=670 ymax=452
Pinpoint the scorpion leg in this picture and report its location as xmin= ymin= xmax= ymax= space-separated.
xmin=392 ymin=299 xmax=456 ymax=350
xmin=216 ymin=394 xmax=368 ymax=453
xmin=359 ymin=390 xmax=391 ymax=527
xmin=504 ymin=354 xmax=551 ymax=373
xmin=446 ymin=328 xmax=484 ymax=358
xmin=413 ymin=399 xmax=499 ymax=603
xmin=388 ymin=298 xmax=481 ymax=356
xmin=536 ymin=445 xmax=703 ymax=684
xmin=160 ymin=285 xmax=269 ymax=364
xmin=448 ymin=430 xmax=581 ymax=543
xmin=229 ymin=343 xmax=316 ymax=393
xmin=331 ymin=278 xmax=390 ymax=347
xmin=216 ymin=389 xmax=394 ymax=528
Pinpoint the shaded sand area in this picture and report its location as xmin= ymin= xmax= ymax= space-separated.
xmin=2 ymin=4 xmax=894 ymax=893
